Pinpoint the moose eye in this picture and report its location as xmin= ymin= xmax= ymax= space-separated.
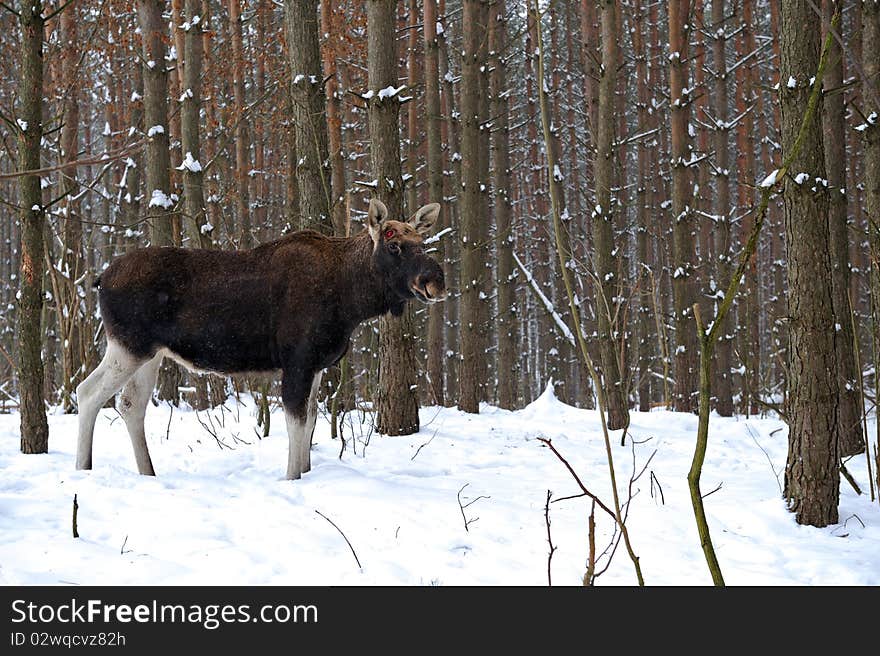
xmin=387 ymin=242 xmax=400 ymax=254
xmin=384 ymin=229 xmax=395 ymax=239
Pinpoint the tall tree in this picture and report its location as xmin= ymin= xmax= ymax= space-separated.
xmin=229 ymin=0 xmax=252 ymax=246
xmin=17 ymin=0 xmax=49 ymax=454
xmin=424 ymin=0 xmax=446 ymax=406
xmin=668 ymin=0 xmax=698 ymax=413
xmin=138 ymin=0 xmax=179 ymax=402
xmin=180 ymin=0 xmax=210 ymax=248
xmin=286 ymin=0 xmax=334 ymax=234
xmin=822 ymin=0 xmax=863 ymax=457
xmin=593 ymin=0 xmax=629 ymax=429
xmin=711 ymin=0 xmax=734 ymax=417
xmin=781 ymin=0 xmax=839 ymax=527
xmin=367 ymin=0 xmax=421 ymax=434
xmin=490 ymin=0 xmax=517 ymax=410
xmin=138 ymin=0 xmax=174 ymax=247
xmin=864 ymin=0 xmax=880 ymax=494
xmin=458 ymin=0 xmax=490 ymax=413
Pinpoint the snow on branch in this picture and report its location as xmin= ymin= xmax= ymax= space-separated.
xmin=512 ymin=251 xmax=575 ymax=347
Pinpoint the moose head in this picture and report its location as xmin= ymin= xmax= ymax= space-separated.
xmin=365 ymin=198 xmax=447 ymax=313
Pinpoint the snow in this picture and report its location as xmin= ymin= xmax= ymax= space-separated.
xmin=16 ymin=119 xmax=28 ymax=132
xmin=794 ymin=172 xmax=809 ymax=185
xmin=1 ymin=394 xmax=877 ymax=586
xmin=147 ymin=125 xmax=165 ymax=137
xmin=759 ymin=169 xmax=779 ymax=188
xmin=177 ymin=152 xmax=202 ymax=173
xmin=378 ymin=85 xmax=407 ymax=100
xmin=148 ymin=189 xmax=173 ymax=209
xmin=786 ymin=76 xmax=797 ymax=89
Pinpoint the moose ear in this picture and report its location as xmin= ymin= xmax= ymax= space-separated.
xmin=366 ymin=198 xmax=388 ymax=246
xmin=409 ymin=203 xmax=441 ymax=236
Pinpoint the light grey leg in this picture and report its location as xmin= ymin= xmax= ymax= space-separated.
xmin=285 ymin=409 xmax=309 ymax=480
xmin=118 ymin=353 xmax=162 ymax=476
xmin=75 ymin=339 xmax=145 ymax=470
xmin=301 ymin=371 xmax=323 ymax=475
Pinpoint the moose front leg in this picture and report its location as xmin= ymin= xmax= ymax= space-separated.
xmin=282 ymin=368 xmax=317 ymax=480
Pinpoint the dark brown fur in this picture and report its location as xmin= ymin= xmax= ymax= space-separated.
xmin=97 ymin=220 xmax=444 ymax=419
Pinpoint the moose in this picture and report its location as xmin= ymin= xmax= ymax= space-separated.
xmin=75 ymin=199 xmax=445 ymax=480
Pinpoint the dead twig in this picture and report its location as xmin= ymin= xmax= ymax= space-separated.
xmin=457 ymin=483 xmax=490 ymax=532
xmin=544 ymin=490 xmax=556 ymax=586
xmin=315 ymin=510 xmax=362 ymax=570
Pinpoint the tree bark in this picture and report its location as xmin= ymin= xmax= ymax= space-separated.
xmin=286 ymin=0 xmax=333 ymax=234
xmin=424 ymin=0 xmax=446 ymax=406
xmin=822 ymin=0 xmax=864 ymax=457
xmin=712 ymin=0 xmax=734 ymax=417
xmin=863 ymin=0 xmax=880 ymax=495
xmin=490 ymin=0 xmax=517 ymax=410
xmin=229 ymin=0 xmax=252 ymax=246
xmin=458 ymin=0 xmax=490 ymax=413
xmin=668 ymin=0 xmax=698 ymax=413
xmin=367 ymin=0 xmax=421 ymax=434
xmin=781 ymin=0 xmax=839 ymax=527
xmin=593 ymin=0 xmax=629 ymax=429
xmin=138 ymin=0 xmax=175 ymax=247
xmin=17 ymin=0 xmax=49 ymax=454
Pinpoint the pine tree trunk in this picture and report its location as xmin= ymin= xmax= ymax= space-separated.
xmin=735 ymin=0 xmax=760 ymax=416
xmin=823 ymin=0 xmax=864 ymax=457
xmin=863 ymin=0 xmax=880 ymax=495
xmin=286 ymin=0 xmax=333 ymax=234
xmin=633 ymin=0 xmax=653 ymax=413
xmin=490 ymin=0 xmax=517 ymax=410
xmin=321 ymin=0 xmax=348 ymax=236
xmin=229 ymin=0 xmax=252 ymax=246
xmin=367 ymin=0 xmax=421 ymax=434
xmin=593 ymin=0 xmax=629 ymax=429
xmin=668 ymin=0 xmax=698 ymax=413
xmin=424 ymin=0 xmax=446 ymax=406
xmin=59 ymin=4 xmax=82 ymax=414
xmin=458 ymin=0 xmax=490 ymax=414
xmin=17 ymin=0 xmax=49 ymax=454
xmin=781 ymin=0 xmax=839 ymax=527
xmin=712 ymin=0 xmax=734 ymax=417
xmin=139 ymin=0 xmax=180 ymax=402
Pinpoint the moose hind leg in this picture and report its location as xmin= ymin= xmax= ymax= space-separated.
xmin=76 ymin=339 xmax=145 ymax=470
xmin=282 ymin=369 xmax=313 ymax=481
xmin=118 ymin=353 xmax=162 ymax=476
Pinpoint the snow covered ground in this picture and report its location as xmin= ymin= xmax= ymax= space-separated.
xmin=1 ymin=387 xmax=878 ymax=586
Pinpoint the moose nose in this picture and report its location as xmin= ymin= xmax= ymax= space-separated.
xmin=416 ymin=272 xmax=446 ymax=302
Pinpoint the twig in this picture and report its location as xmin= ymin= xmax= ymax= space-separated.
xmin=839 ymin=463 xmax=862 ymax=496
xmin=411 ymin=429 xmax=438 ymax=461
xmin=72 ymin=495 xmax=79 ymax=539
xmin=315 ymin=510 xmax=362 ymax=569
xmin=120 ymin=535 xmax=132 ymax=555
xmin=701 ymin=482 xmax=723 ymax=499
xmin=536 ymin=438 xmax=617 ymax=521
xmin=583 ymin=500 xmax=596 ymax=587
xmin=544 ymin=490 xmax=556 ymax=586
xmin=650 ymin=471 xmax=665 ymax=505
xmin=457 ymin=483 xmax=489 ymax=532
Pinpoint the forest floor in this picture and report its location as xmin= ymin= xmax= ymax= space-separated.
xmin=1 ymin=386 xmax=878 ymax=586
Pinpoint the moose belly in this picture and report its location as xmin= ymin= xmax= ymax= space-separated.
xmin=157 ymin=313 xmax=278 ymax=374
